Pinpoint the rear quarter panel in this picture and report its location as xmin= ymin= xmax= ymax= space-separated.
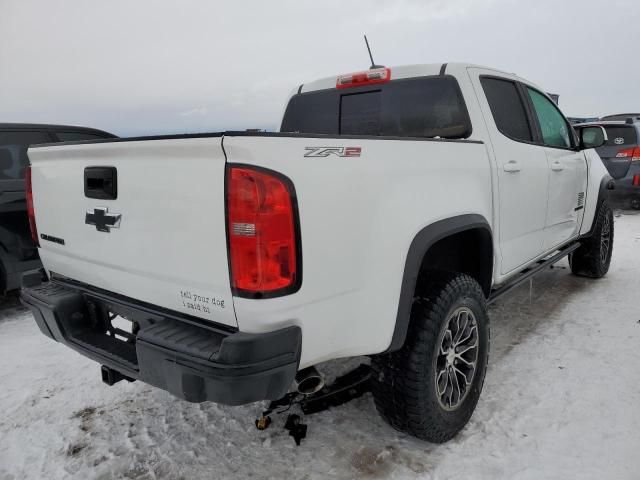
xmin=223 ymin=134 xmax=493 ymax=367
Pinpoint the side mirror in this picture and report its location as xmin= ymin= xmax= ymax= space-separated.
xmin=578 ymin=126 xmax=607 ymax=149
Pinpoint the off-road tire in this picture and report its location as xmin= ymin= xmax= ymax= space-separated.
xmin=569 ymin=201 xmax=614 ymax=278
xmin=371 ymin=272 xmax=489 ymax=443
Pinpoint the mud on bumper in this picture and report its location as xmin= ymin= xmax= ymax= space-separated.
xmin=21 ymin=281 xmax=301 ymax=405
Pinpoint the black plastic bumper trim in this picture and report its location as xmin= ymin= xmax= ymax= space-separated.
xmin=20 ymin=281 xmax=301 ymax=405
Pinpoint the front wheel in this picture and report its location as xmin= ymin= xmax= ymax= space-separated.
xmin=569 ymin=201 xmax=614 ymax=278
xmin=371 ymin=272 xmax=489 ymax=443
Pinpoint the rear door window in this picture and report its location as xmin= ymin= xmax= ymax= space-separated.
xmin=0 ymin=131 xmax=51 ymax=180
xmin=281 ymin=75 xmax=472 ymax=139
xmin=480 ymin=77 xmax=532 ymax=142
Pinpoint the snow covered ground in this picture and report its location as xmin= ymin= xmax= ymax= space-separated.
xmin=1 ymin=212 xmax=639 ymax=480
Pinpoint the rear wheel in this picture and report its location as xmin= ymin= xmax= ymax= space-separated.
xmin=569 ymin=201 xmax=614 ymax=278
xmin=371 ymin=272 xmax=489 ymax=443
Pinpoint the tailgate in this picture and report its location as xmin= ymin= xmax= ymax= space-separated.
xmin=27 ymin=136 xmax=237 ymax=328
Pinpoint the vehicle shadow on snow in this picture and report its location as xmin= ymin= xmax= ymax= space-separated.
xmin=51 ymin=259 xmax=602 ymax=480
xmin=488 ymin=259 xmax=592 ymax=362
xmin=0 ymin=291 xmax=27 ymax=324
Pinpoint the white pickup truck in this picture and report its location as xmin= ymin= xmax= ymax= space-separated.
xmin=22 ymin=63 xmax=613 ymax=443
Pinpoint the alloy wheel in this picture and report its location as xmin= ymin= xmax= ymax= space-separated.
xmin=435 ymin=307 xmax=479 ymax=411
xmin=600 ymin=214 xmax=611 ymax=264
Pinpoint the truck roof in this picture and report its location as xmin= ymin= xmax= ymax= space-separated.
xmin=299 ymin=63 xmax=525 ymax=94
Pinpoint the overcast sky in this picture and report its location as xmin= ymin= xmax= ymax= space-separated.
xmin=1 ymin=0 xmax=638 ymax=137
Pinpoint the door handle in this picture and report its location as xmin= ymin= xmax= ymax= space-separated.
xmin=551 ymin=161 xmax=564 ymax=172
xmin=503 ymin=160 xmax=521 ymax=173
xmin=84 ymin=166 xmax=118 ymax=200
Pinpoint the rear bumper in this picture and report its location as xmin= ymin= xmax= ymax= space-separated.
xmin=21 ymin=280 xmax=301 ymax=405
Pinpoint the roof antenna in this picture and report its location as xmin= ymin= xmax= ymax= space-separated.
xmin=364 ymin=35 xmax=384 ymax=69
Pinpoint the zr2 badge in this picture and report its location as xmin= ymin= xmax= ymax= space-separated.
xmin=304 ymin=147 xmax=362 ymax=158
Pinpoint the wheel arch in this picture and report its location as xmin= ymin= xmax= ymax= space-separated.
xmin=581 ymin=174 xmax=614 ymax=238
xmin=385 ymin=214 xmax=493 ymax=352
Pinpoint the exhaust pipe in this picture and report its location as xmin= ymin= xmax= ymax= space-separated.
xmin=294 ymin=366 xmax=325 ymax=395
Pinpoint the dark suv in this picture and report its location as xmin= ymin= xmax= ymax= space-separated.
xmin=576 ymin=118 xmax=640 ymax=209
xmin=0 ymin=123 xmax=115 ymax=292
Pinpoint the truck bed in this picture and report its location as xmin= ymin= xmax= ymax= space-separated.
xmin=28 ymin=131 xmax=491 ymax=365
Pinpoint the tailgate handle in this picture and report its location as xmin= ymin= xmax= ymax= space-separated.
xmin=84 ymin=167 xmax=117 ymax=200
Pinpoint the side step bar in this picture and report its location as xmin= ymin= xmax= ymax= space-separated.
xmin=488 ymin=242 xmax=581 ymax=305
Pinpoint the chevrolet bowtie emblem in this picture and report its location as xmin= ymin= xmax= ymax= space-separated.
xmin=85 ymin=207 xmax=121 ymax=232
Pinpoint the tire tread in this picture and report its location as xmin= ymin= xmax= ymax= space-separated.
xmin=570 ymin=201 xmax=613 ymax=278
xmin=371 ymin=272 xmax=489 ymax=442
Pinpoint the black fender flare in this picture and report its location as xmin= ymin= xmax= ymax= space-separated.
xmin=384 ymin=214 xmax=492 ymax=353
xmin=581 ymin=174 xmax=614 ymax=239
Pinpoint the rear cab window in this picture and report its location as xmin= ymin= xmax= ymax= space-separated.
xmin=281 ymin=75 xmax=472 ymax=139
xmin=0 ymin=130 xmax=51 ymax=180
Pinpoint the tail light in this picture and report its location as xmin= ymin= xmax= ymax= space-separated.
xmin=633 ymin=174 xmax=640 ymax=187
xmin=616 ymin=146 xmax=640 ymax=162
xmin=25 ymin=166 xmax=39 ymax=247
xmin=336 ymin=67 xmax=391 ymax=89
xmin=226 ymin=165 xmax=300 ymax=297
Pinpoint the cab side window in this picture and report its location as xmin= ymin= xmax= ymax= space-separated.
xmin=480 ymin=77 xmax=533 ymax=143
xmin=526 ymin=88 xmax=572 ymax=149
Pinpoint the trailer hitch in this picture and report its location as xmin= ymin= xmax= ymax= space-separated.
xmin=255 ymin=363 xmax=371 ymax=445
